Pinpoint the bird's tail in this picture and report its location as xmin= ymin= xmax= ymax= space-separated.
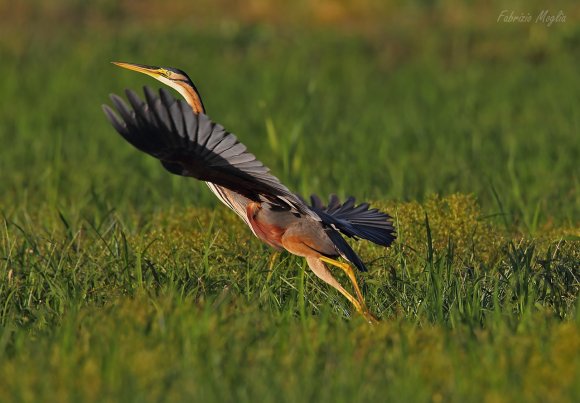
xmin=310 ymin=194 xmax=396 ymax=248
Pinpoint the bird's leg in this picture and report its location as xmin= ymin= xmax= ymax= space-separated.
xmin=319 ymin=257 xmax=365 ymax=304
xmin=318 ymin=256 xmax=378 ymax=324
xmin=267 ymin=251 xmax=280 ymax=271
xmin=305 ymin=257 xmax=364 ymax=314
xmin=305 ymin=257 xmax=377 ymax=324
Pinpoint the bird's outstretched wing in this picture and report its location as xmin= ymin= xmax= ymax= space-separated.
xmin=310 ymin=194 xmax=396 ymax=247
xmin=102 ymin=87 xmax=311 ymax=215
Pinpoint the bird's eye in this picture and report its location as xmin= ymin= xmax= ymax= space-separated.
xmin=160 ymin=69 xmax=170 ymax=78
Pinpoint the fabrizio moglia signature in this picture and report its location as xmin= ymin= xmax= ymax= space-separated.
xmin=497 ymin=10 xmax=566 ymax=27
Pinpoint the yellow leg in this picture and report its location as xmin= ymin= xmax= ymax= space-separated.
xmin=267 ymin=251 xmax=280 ymax=271
xmin=332 ymin=283 xmax=365 ymax=315
xmin=319 ymin=256 xmax=378 ymax=324
xmin=305 ymin=256 xmax=366 ymax=319
xmin=319 ymin=257 xmax=365 ymax=305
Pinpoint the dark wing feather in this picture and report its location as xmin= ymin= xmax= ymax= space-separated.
xmin=102 ymin=87 xmax=313 ymax=215
xmin=310 ymin=194 xmax=396 ymax=248
xmin=325 ymin=228 xmax=367 ymax=272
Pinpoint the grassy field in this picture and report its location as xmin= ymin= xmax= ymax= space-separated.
xmin=1 ymin=1 xmax=579 ymax=402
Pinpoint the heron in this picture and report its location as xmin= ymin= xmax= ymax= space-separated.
xmin=102 ymin=62 xmax=396 ymax=323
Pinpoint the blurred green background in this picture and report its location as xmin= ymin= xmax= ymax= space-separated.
xmin=1 ymin=0 xmax=578 ymax=230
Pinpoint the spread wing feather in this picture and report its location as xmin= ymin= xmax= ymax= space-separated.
xmin=102 ymin=86 xmax=312 ymax=215
xmin=310 ymin=194 xmax=396 ymax=248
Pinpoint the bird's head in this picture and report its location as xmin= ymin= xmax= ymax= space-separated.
xmin=112 ymin=61 xmax=205 ymax=113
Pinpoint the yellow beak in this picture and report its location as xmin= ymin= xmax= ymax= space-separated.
xmin=111 ymin=61 xmax=165 ymax=80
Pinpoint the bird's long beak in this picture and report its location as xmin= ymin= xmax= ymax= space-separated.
xmin=111 ymin=61 xmax=206 ymax=114
xmin=112 ymin=61 xmax=166 ymax=80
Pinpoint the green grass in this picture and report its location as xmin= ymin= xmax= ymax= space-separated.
xmin=1 ymin=200 xmax=578 ymax=402
xmin=1 ymin=5 xmax=579 ymax=402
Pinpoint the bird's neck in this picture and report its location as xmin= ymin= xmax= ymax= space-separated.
xmin=173 ymin=82 xmax=205 ymax=114
xmin=165 ymin=80 xmax=205 ymax=113
xmin=185 ymin=88 xmax=205 ymax=114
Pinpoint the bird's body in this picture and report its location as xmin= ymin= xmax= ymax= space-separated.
xmin=103 ymin=62 xmax=396 ymax=323
xmin=247 ymin=202 xmax=333 ymax=255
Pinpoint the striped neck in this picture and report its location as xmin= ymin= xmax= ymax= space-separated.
xmin=173 ymin=81 xmax=205 ymax=114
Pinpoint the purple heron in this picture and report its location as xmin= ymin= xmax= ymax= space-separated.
xmin=102 ymin=62 xmax=396 ymax=323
